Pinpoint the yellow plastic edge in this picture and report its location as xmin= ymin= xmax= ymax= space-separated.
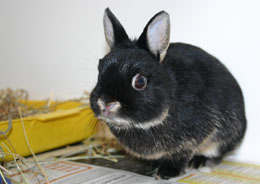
xmin=0 ymin=101 xmax=98 ymax=161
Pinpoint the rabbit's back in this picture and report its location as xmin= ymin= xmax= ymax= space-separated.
xmin=164 ymin=43 xmax=246 ymax=155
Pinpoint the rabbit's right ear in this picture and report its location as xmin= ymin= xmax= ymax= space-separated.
xmin=103 ymin=8 xmax=129 ymax=48
xmin=137 ymin=11 xmax=170 ymax=62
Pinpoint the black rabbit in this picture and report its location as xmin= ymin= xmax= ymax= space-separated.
xmin=90 ymin=8 xmax=247 ymax=179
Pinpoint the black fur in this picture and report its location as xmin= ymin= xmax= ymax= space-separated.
xmin=90 ymin=9 xmax=247 ymax=178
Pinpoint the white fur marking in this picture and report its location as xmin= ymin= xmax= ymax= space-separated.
xmin=201 ymin=143 xmax=219 ymax=157
xmin=97 ymin=99 xmax=105 ymax=111
xmin=123 ymin=147 xmax=168 ymax=159
xmin=98 ymin=106 xmax=169 ymax=130
xmin=133 ymin=108 xmax=169 ymax=130
xmin=101 ymin=116 xmax=131 ymax=127
xmin=199 ymin=166 xmax=212 ymax=173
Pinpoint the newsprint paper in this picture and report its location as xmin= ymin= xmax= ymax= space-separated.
xmin=9 ymin=160 xmax=260 ymax=184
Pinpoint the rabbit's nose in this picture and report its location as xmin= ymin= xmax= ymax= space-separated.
xmin=102 ymin=102 xmax=121 ymax=117
xmin=104 ymin=101 xmax=121 ymax=113
xmin=97 ymin=99 xmax=121 ymax=117
xmin=105 ymin=102 xmax=116 ymax=111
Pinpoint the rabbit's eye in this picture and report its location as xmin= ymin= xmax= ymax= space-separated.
xmin=132 ymin=74 xmax=147 ymax=90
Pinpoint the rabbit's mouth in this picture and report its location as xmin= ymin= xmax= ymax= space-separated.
xmin=98 ymin=115 xmax=132 ymax=129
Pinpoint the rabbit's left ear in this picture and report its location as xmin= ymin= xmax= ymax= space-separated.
xmin=137 ymin=11 xmax=170 ymax=62
xmin=103 ymin=8 xmax=129 ymax=48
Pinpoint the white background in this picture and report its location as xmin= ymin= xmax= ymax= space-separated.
xmin=0 ymin=0 xmax=259 ymax=163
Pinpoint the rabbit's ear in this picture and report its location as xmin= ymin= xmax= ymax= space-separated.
xmin=138 ymin=11 xmax=170 ymax=62
xmin=103 ymin=8 xmax=129 ymax=48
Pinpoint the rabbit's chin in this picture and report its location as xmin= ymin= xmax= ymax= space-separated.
xmin=98 ymin=107 xmax=170 ymax=130
xmin=98 ymin=115 xmax=132 ymax=129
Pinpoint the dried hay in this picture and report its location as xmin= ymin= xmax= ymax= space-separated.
xmin=0 ymin=88 xmax=120 ymax=184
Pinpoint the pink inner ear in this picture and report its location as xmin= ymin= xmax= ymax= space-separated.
xmin=104 ymin=11 xmax=115 ymax=48
xmin=149 ymin=21 xmax=161 ymax=36
xmin=147 ymin=12 xmax=170 ymax=61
